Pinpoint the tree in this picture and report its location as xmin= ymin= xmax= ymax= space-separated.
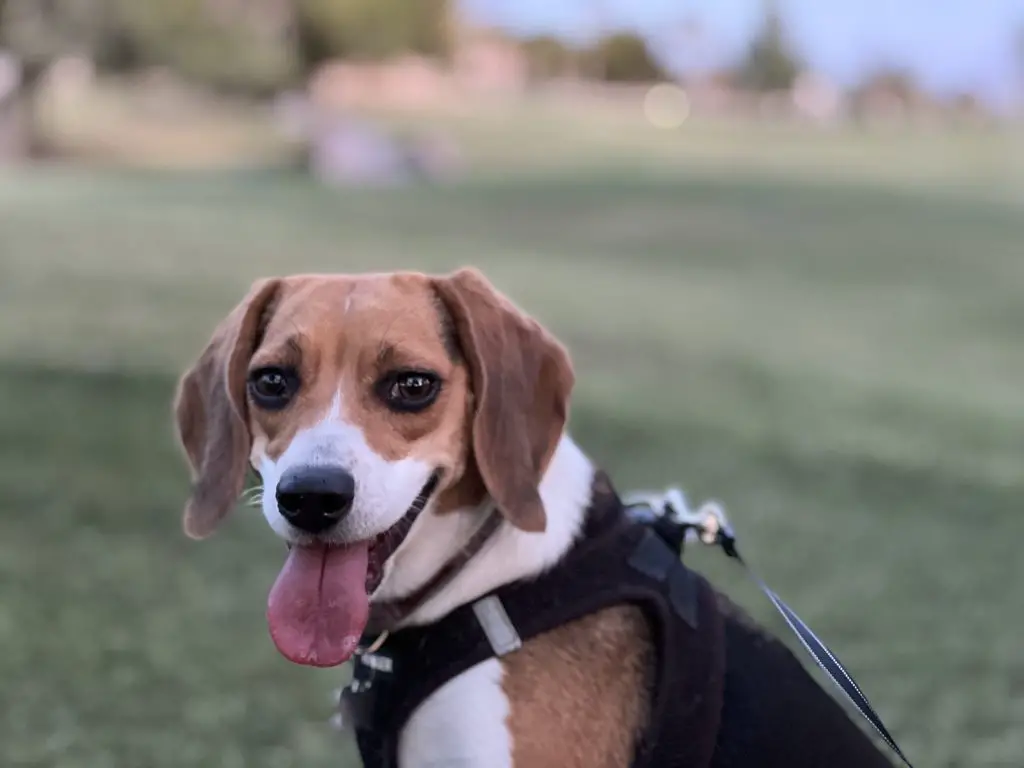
xmin=295 ymin=0 xmax=451 ymax=70
xmin=733 ymin=0 xmax=801 ymax=92
xmin=0 ymin=0 xmax=108 ymax=76
xmin=520 ymin=35 xmax=576 ymax=81
xmin=0 ymin=0 xmax=110 ymax=154
xmin=583 ymin=32 xmax=667 ymax=83
xmin=847 ymin=66 xmax=924 ymax=124
xmin=850 ymin=67 xmax=921 ymax=107
xmin=110 ymin=0 xmax=300 ymax=96
xmin=860 ymin=68 xmax=919 ymax=102
xmin=0 ymin=0 xmax=301 ymax=107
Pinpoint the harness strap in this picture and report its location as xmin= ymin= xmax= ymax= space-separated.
xmin=348 ymin=518 xmax=726 ymax=768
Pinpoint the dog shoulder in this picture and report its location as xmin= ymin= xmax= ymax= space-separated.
xmin=501 ymin=604 xmax=654 ymax=768
xmin=399 ymin=605 xmax=652 ymax=768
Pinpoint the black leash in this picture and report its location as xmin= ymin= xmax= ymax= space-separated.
xmin=624 ymin=491 xmax=915 ymax=768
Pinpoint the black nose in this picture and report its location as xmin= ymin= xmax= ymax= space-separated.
xmin=275 ymin=466 xmax=356 ymax=534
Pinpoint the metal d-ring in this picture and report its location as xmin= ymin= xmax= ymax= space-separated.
xmin=362 ymin=630 xmax=390 ymax=654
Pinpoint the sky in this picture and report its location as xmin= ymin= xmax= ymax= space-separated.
xmin=459 ymin=0 xmax=1024 ymax=103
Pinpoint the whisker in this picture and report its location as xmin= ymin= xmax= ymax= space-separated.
xmin=241 ymin=486 xmax=265 ymax=508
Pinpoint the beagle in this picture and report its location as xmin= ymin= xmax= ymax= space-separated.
xmin=173 ymin=268 xmax=648 ymax=766
xmin=172 ymin=268 xmax=894 ymax=768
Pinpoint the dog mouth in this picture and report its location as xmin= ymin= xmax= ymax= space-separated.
xmin=265 ymin=472 xmax=441 ymax=668
xmin=365 ymin=472 xmax=441 ymax=595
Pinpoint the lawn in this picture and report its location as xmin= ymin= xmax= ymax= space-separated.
xmin=1 ymin=158 xmax=1022 ymax=767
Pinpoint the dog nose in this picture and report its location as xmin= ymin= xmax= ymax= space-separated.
xmin=275 ymin=466 xmax=356 ymax=534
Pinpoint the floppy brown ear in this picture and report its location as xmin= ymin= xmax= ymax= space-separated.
xmin=173 ymin=278 xmax=281 ymax=540
xmin=433 ymin=268 xmax=574 ymax=533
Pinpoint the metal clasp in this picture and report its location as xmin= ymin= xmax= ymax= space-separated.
xmin=329 ymin=633 xmax=394 ymax=732
xmin=623 ymin=486 xmax=734 ymax=546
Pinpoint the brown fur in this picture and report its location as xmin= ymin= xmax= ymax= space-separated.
xmin=174 ymin=278 xmax=281 ymax=539
xmin=173 ymin=267 xmax=573 ymax=538
xmin=434 ymin=268 xmax=574 ymax=533
xmin=502 ymin=605 xmax=653 ymax=768
xmin=245 ymin=274 xmax=472 ymax=467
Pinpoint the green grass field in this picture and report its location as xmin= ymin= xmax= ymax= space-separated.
xmin=2 ymin=150 xmax=1023 ymax=767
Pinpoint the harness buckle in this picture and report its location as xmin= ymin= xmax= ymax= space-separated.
xmin=472 ymin=595 xmax=522 ymax=656
xmin=330 ymin=637 xmax=396 ymax=734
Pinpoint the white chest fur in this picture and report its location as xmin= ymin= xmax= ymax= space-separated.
xmin=397 ymin=659 xmax=513 ymax=768
xmin=389 ymin=435 xmax=597 ymax=767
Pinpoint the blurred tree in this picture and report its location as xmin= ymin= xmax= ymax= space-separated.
xmin=0 ymin=0 xmax=110 ymax=154
xmin=852 ymin=67 xmax=921 ymax=105
xmin=110 ymin=0 xmax=300 ymax=95
xmin=295 ymin=0 xmax=451 ymax=69
xmin=520 ymin=35 xmax=576 ymax=81
xmin=0 ymin=0 xmax=300 ymax=101
xmin=847 ymin=66 xmax=924 ymax=124
xmin=0 ymin=0 xmax=107 ymax=75
xmin=582 ymin=32 xmax=667 ymax=83
xmin=733 ymin=0 xmax=802 ymax=92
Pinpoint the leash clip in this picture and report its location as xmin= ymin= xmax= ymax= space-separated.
xmin=626 ymin=484 xmax=914 ymax=768
xmin=623 ymin=487 xmax=734 ymax=551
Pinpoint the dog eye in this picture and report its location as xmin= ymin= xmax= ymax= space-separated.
xmin=379 ymin=371 xmax=441 ymax=413
xmin=248 ymin=367 xmax=299 ymax=410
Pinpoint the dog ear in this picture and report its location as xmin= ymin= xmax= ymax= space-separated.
xmin=173 ymin=278 xmax=281 ymax=540
xmin=432 ymin=268 xmax=574 ymax=533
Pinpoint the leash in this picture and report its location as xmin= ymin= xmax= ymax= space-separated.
xmin=623 ymin=488 xmax=914 ymax=768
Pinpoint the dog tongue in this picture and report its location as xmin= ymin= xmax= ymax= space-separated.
xmin=266 ymin=542 xmax=370 ymax=667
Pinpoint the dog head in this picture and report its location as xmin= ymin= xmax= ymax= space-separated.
xmin=173 ymin=268 xmax=574 ymax=666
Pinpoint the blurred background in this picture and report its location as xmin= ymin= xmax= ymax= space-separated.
xmin=2 ymin=1 xmax=1023 ymax=766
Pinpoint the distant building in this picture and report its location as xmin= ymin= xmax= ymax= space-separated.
xmin=304 ymin=23 xmax=529 ymax=112
xmin=791 ymin=71 xmax=843 ymax=122
xmin=450 ymin=26 xmax=528 ymax=95
xmin=309 ymin=56 xmax=454 ymax=111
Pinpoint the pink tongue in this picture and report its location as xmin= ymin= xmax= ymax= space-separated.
xmin=266 ymin=542 xmax=370 ymax=667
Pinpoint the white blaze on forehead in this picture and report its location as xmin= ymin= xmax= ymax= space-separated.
xmin=259 ymin=392 xmax=434 ymax=542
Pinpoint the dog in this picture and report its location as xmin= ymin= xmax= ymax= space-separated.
xmin=173 ymin=268 xmax=896 ymax=768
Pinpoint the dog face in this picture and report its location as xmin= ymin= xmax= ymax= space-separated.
xmin=245 ymin=273 xmax=471 ymax=548
xmin=173 ymin=268 xmax=574 ymax=666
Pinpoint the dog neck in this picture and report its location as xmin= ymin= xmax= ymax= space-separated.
xmin=372 ymin=433 xmax=597 ymax=628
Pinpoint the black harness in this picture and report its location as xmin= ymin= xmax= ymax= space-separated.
xmin=341 ymin=477 xmax=902 ymax=768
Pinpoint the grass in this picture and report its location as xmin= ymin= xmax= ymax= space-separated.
xmin=370 ymin=103 xmax=1024 ymax=196
xmin=1 ymin=156 xmax=1023 ymax=767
